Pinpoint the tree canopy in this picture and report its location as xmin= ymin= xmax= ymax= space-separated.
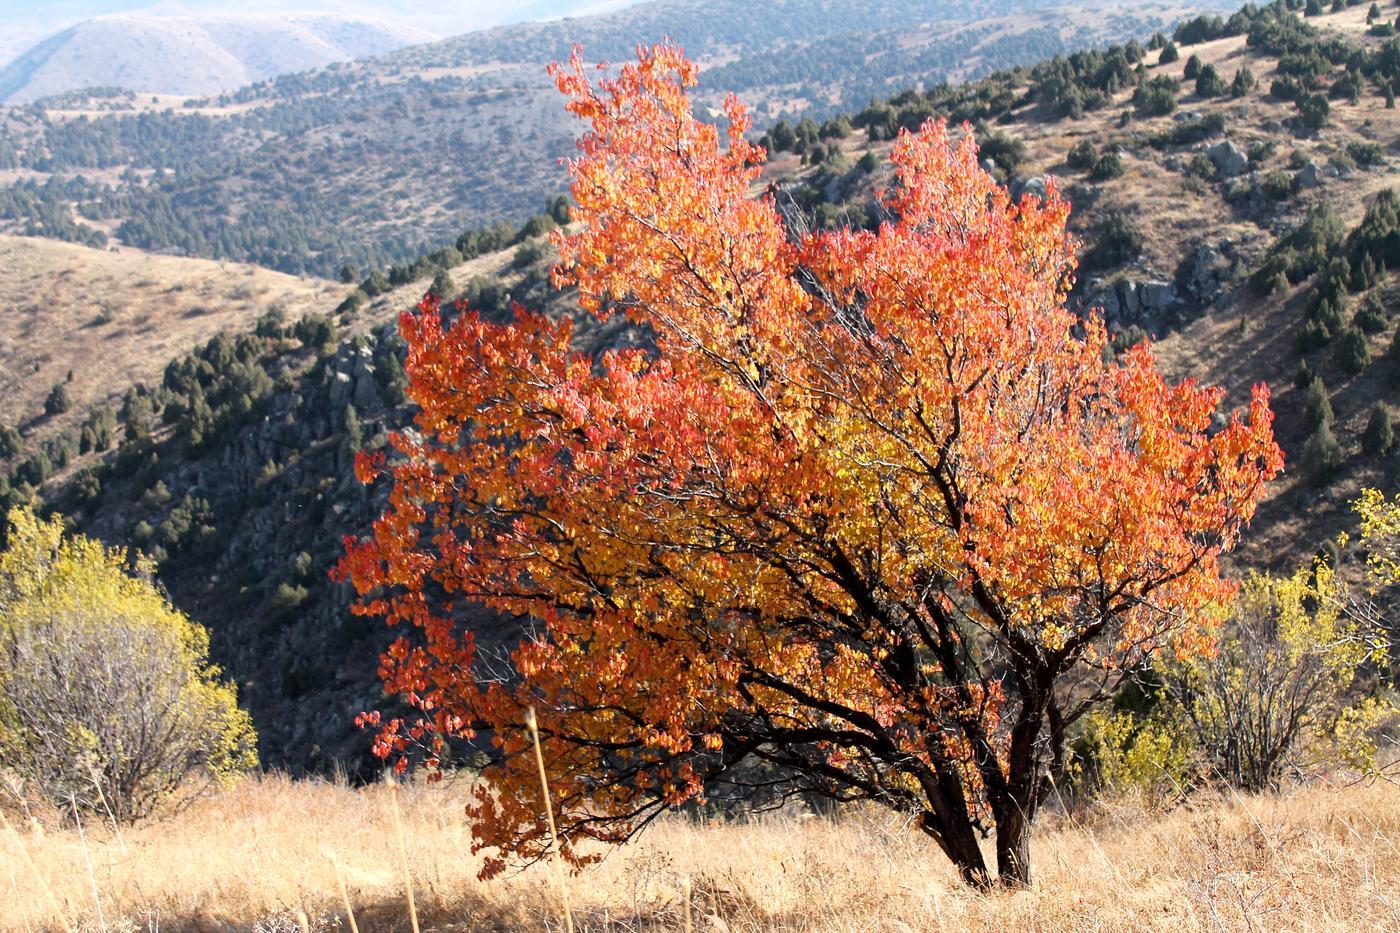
xmin=340 ymin=43 xmax=1281 ymax=887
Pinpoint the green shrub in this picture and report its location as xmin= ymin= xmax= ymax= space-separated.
xmin=0 ymin=424 xmax=22 ymax=460
xmin=1133 ymin=76 xmax=1180 ymax=116
xmin=1295 ymin=360 xmax=1316 ymax=391
xmin=1196 ymin=64 xmax=1228 ymax=97
xmin=1348 ymin=142 xmax=1386 ymax=168
xmin=1300 ymin=421 xmax=1343 ymax=482
xmin=1333 ymin=326 xmax=1372 ymax=374
xmin=1262 ymin=171 xmax=1300 ymax=201
xmin=294 ymin=313 xmax=338 ymax=353
xmin=270 ymin=582 xmax=310 ymax=620
xmin=1085 ymin=211 xmax=1144 ymax=268
xmin=43 ymin=384 xmax=71 ymax=416
xmin=1304 ymin=378 xmax=1334 ymax=429
xmin=1231 ymin=67 xmax=1257 ymax=98
xmin=1159 ymin=42 xmax=1180 ymax=65
xmin=1298 ymin=93 xmax=1331 ymax=130
xmin=1186 ymin=152 xmax=1215 ymax=178
xmin=430 ymin=268 xmax=455 ymax=301
xmin=1090 ymin=151 xmax=1126 ymax=180
xmin=1066 ymin=139 xmax=1098 ymax=170
xmin=1356 ymin=295 xmax=1390 ymax=333
xmin=512 ymin=242 xmax=546 ymax=270
xmin=1183 ymin=54 xmax=1203 ymax=80
xmin=1364 ymin=403 xmax=1395 ymax=455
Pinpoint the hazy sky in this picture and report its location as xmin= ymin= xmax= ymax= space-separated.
xmin=0 ymin=1 xmax=640 ymax=60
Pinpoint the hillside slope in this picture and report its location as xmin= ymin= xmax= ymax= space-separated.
xmin=0 ymin=14 xmax=436 ymax=104
xmin=0 ymin=235 xmax=349 ymax=448
xmin=0 ymin=0 xmax=1233 ymax=277
xmin=6 ymin=1 xmax=1400 ymax=773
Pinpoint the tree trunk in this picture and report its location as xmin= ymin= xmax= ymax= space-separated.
xmin=918 ymin=809 xmax=990 ymax=888
xmin=994 ymin=805 xmax=1032 ymax=887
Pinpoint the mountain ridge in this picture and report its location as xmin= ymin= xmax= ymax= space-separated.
xmin=0 ymin=12 xmax=437 ymax=104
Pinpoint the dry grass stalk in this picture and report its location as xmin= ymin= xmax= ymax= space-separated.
xmin=70 ymin=795 xmax=108 ymax=932
xmin=0 ymin=809 xmax=74 ymax=933
xmin=526 ymin=705 xmax=576 ymax=933
xmin=324 ymin=848 xmax=361 ymax=933
xmin=386 ymin=774 xmax=421 ymax=933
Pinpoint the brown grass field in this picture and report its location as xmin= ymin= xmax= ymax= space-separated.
xmin=2 ymin=774 xmax=1398 ymax=931
xmin=0 ymin=235 xmax=349 ymax=442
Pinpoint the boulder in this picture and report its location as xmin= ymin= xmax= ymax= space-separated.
xmin=353 ymin=375 xmax=380 ymax=409
xmin=1014 ymin=175 xmax=1048 ymax=201
xmin=1296 ymin=161 xmax=1321 ymax=189
xmin=1140 ymin=281 xmax=1176 ymax=311
xmin=1206 ymin=140 xmax=1248 ymax=177
xmin=1176 ymin=241 xmax=1232 ymax=304
xmin=1090 ymin=287 xmax=1121 ymax=319
xmin=1118 ymin=280 xmax=1142 ymax=317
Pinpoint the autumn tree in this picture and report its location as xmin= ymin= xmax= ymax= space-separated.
xmin=339 ymin=44 xmax=1281 ymax=887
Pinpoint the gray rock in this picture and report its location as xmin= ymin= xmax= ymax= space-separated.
xmin=1140 ymin=281 xmax=1176 ymax=311
xmin=1177 ymin=241 xmax=1233 ymax=305
xmin=1118 ymin=280 xmax=1142 ymax=317
xmin=1090 ymin=288 xmax=1121 ymax=319
xmin=1206 ymin=140 xmax=1248 ymax=178
xmin=1014 ymin=175 xmax=1048 ymax=201
xmin=1297 ymin=161 xmax=1321 ymax=189
xmin=328 ymin=371 xmax=352 ymax=407
xmin=353 ymin=375 xmax=379 ymax=408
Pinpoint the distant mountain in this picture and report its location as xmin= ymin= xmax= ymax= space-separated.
xmin=0 ymin=0 xmax=1235 ymax=278
xmin=0 ymin=13 xmax=436 ymax=103
xmin=0 ymin=2 xmax=643 ymax=68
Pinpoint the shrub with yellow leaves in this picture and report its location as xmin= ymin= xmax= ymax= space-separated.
xmin=1085 ymin=490 xmax=1399 ymax=798
xmin=0 ymin=507 xmax=256 ymax=823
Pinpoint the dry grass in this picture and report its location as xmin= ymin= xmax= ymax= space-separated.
xmin=2 ymin=774 xmax=1397 ymax=931
xmin=0 ymin=235 xmax=349 ymax=438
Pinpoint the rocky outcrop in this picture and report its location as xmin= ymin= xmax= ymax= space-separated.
xmin=1206 ymin=140 xmax=1249 ymax=178
xmin=1175 ymin=238 xmax=1237 ymax=305
xmin=1082 ymin=275 xmax=1181 ymax=335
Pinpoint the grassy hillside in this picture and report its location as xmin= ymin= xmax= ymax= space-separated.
xmin=0 ymin=0 xmax=1231 ymax=277
xmin=1 ymin=774 xmax=1396 ymax=929
xmin=4 ymin=0 xmax=1400 ymax=774
xmin=0 ymin=235 xmax=349 ymax=444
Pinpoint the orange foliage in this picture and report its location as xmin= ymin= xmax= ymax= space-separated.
xmin=338 ymin=43 xmax=1281 ymax=886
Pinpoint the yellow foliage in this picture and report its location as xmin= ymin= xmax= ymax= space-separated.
xmin=1079 ymin=706 xmax=1192 ymax=806
xmin=1155 ymin=516 xmax=1396 ymax=790
xmin=0 ymin=507 xmax=257 ymax=821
